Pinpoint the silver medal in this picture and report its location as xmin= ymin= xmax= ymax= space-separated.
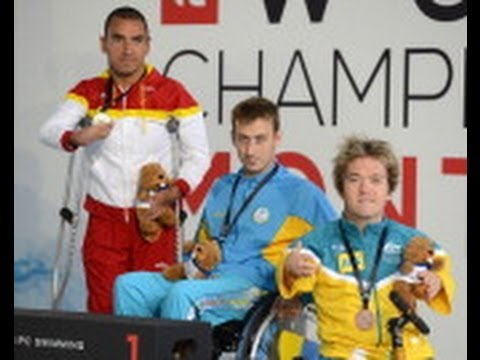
xmin=92 ymin=112 xmax=112 ymax=125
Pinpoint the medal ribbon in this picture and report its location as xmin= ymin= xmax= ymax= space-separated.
xmin=77 ymin=69 xmax=147 ymax=128
xmin=100 ymin=69 xmax=147 ymax=112
xmin=338 ymin=221 xmax=388 ymax=310
xmin=218 ymin=163 xmax=279 ymax=241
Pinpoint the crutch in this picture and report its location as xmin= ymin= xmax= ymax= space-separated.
xmin=51 ymin=119 xmax=90 ymax=310
xmin=51 ymin=148 xmax=86 ymax=310
xmin=166 ymin=117 xmax=187 ymax=263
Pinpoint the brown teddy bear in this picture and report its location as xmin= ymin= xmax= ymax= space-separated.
xmin=135 ymin=162 xmax=177 ymax=243
xmin=393 ymin=236 xmax=443 ymax=309
xmin=163 ymin=239 xmax=222 ymax=280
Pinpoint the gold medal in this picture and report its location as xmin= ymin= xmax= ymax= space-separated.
xmin=92 ymin=112 xmax=112 ymax=125
xmin=355 ymin=309 xmax=374 ymax=330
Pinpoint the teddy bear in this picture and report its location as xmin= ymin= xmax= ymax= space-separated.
xmin=163 ymin=238 xmax=222 ymax=280
xmin=135 ymin=162 xmax=177 ymax=243
xmin=392 ymin=236 xmax=443 ymax=310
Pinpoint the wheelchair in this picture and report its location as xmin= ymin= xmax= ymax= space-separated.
xmin=211 ymin=292 xmax=318 ymax=360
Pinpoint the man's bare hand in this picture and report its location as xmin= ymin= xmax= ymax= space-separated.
xmin=147 ymin=186 xmax=181 ymax=220
xmin=70 ymin=123 xmax=114 ymax=146
xmin=285 ymin=242 xmax=320 ymax=278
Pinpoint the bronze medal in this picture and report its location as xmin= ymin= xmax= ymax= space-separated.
xmin=338 ymin=222 xmax=389 ymax=333
xmin=355 ymin=308 xmax=374 ymax=330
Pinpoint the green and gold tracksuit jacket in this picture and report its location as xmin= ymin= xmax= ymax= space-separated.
xmin=277 ymin=217 xmax=455 ymax=360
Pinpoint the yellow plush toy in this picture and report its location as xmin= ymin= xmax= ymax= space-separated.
xmin=393 ymin=236 xmax=443 ymax=309
xmin=135 ymin=162 xmax=177 ymax=243
xmin=163 ymin=239 xmax=222 ymax=280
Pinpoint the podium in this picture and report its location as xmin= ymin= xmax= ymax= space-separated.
xmin=14 ymin=308 xmax=212 ymax=360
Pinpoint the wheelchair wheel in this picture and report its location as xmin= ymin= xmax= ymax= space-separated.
xmin=211 ymin=292 xmax=278 ymax=359
xmin=234 ymin=292 xmax=278 ymax=359
xmin=235 ymin=295 xmax=318 ymax=360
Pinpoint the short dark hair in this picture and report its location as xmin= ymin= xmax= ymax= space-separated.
xmin=231 ymin=96 xmax=280 ymax=133
xmin=104 ymin=6 xmax=149 ymax=37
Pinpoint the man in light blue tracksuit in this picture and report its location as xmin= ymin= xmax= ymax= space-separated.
xmin=113 ymin=96 xmax=337 ymax=326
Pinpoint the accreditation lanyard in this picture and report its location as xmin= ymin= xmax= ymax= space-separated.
xmin=218 ymin=163 xmax=279 ymax=240
xmin=100 ymin=71 xmax=146 ymax=112
xmin=338 ymin=221 xmax=388 ymax=310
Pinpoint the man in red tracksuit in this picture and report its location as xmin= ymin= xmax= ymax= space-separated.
xmin=39 ymin=6 xmax=210 ymax=313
